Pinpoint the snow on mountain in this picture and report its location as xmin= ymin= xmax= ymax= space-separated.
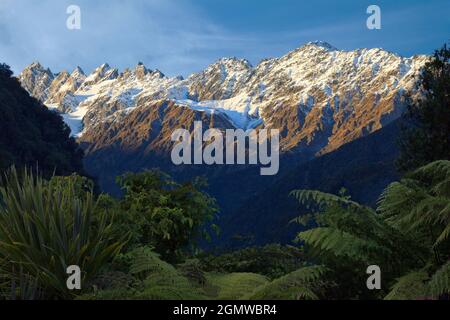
xmin=18 ymin=62 xmax=54 ymax=102
xmin=18 ymin=42 xmax=428 ymax=154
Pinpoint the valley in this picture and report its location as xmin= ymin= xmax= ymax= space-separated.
xmin=17 ymin=41 xmax=428 ymax=247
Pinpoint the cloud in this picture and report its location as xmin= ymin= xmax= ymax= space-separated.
xmin=1 ymin=0 xmax=445 ymax=76
xmin=0 ymin=0 xmax=253 ymax=76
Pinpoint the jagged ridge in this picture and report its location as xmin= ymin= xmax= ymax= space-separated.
xmin=18 ymin=42 xmax=427 ymax=156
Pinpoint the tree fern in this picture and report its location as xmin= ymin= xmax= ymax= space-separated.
xmin=411 ymin=160 xmax=450 ymax=185
xmin=378 ymin=161 xmax=450 ymax=249
xmin=128 ymin=246 xmax=171 ymax=280
xmin=206 ymin=272 xmax=268 ymax=300
xmin=177 ymin=259 xmax=207 ymax=286
xmin=297 ymin=228 xmax=391 ymax=265
xmin=246 ymin=266 xmax=329 ymax=300
xmin=384 ymin=271 xmax=429 ymax=300
xmin=292 ymin=189 xmax=423 ymax=271
xmin=428 ymin=261 xmax=450 ymax=299
xmin=290 ymin=190 xmax=362 ymax=211
xmin=126 ymin=246 xmax=206 ymax=300
xmin=290 ymin=184 xmax=433 ymax=299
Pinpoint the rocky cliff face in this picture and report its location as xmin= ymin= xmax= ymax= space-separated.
xmin=18 ymin=42 xmax=427 ymax=158
xmin=18 ymin=62 xmax=54 ymax=103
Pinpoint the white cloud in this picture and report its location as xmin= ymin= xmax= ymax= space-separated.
xmin=0 ymin=0 xmax=255 ymax=76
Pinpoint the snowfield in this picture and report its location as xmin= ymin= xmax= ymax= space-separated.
xmin=19 ymin=42 xmax=428 ymax=138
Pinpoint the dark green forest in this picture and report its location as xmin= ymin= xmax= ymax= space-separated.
xmin=0 ymin=44 xmax=448 ymax=300
xmin=0 ymin=64 xmax=83 ymax=177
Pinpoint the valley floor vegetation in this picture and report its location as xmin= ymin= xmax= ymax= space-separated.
xmin=0 ymin=44 xmax=448 ymax=300
xmin=0 ymin=160 xmax=448 ymax=300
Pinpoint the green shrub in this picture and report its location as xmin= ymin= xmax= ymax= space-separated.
xmin=200 ymin=244 xmax=304 ymax=279
xmin=115 ymin=171 xmax=219 ymax=260
xmin=0 ymin=168 xmax=123 ymax=299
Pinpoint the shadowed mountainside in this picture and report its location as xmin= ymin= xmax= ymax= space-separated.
xmin=217 ymin=119 xmax=402 ymax=248
xmin=0 ymin=64 xmax=83 ymax=176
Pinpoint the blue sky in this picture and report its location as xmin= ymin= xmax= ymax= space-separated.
xmin=0 ymin=0 xmax=448 ymax=76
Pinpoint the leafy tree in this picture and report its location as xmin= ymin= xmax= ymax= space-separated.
xmin=114 ymin=170 xmax=219 ymax=260
xmin=48 ymin=174 xmax=95 ymax=196
xmin=0 ymin=63 xmax=13 ymax=78
xmin=397 ymin=43 xmax=450 ymax=172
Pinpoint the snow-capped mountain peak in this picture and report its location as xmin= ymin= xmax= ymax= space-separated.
xmin=71 ymin=66 xmax=85 ymax=78
xmin=69 ymin=67 xmax=87 ymax=86
xmin=306 ymin=40 xmax=338 ymax=51
xmin=18 ymin=42 xmax=428 ymax=155
xmin=18 ymin=62 xmax=54 ymax=102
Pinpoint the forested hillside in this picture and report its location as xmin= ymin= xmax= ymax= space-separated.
xmin=0 ymin=64 xmax=83 ymax=176
xmin=220 ymin=119 xmax=401 ymax=247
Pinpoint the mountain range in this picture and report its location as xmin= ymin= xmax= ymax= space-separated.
xmin=17 ymin=41 xmax=428 ymax=246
